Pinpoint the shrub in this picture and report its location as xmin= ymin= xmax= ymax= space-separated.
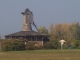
xmin=43 ymin=42 xmax=53 ymax=49
xmin=1 ymin=39 xmax=25 ymax=51
xmin=63 ymin=44 xmax=69 ymax=49
xmin=25 ymin=42 xmax=35 ymax=50
xmin=43 ymin=40 xmax=62 ymax=49
xmin=71 ymin=39 xmax=80 ymax=49
xmin=35 ymin=46 xmax=43 ymax=50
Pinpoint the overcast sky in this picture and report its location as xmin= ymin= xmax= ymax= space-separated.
xmin=0 ymin=0 xmax=80 ymax=38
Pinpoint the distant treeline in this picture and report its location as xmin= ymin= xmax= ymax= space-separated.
xmin=38 ymin=22 xmax=80 ymax=41
xmin=38 ymin=22 xmax=80 ymax=49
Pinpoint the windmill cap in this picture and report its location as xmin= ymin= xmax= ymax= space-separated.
xmin=21 ymin=8 xmax=33 ymax=15
xmin=25 ymin=8 xmax=30 ymax=12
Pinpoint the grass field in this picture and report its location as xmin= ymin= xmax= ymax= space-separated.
xmin=0 ymin=49 xmax=80 ymax=60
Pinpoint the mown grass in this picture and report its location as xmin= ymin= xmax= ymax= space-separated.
xmin=0 ymin=49 xmax=80 ymax=60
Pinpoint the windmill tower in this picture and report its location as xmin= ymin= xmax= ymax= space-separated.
xmin=21 ymin=8 xmax=38 ymax=31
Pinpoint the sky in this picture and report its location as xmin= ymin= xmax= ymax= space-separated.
xmin=0 ymin=0 xmax=80 ymax=38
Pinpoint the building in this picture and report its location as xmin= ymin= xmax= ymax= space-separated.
xmin=5 ymin=8 xmax=49 ymax=46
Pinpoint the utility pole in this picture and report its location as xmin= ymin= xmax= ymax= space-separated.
xmin=0 ymin=42 xmax=1 ymax=52
xmin=0 ymin=35 xmax=1 ymax=40
xmin=0 ymin=35 xmax=1 ymax=52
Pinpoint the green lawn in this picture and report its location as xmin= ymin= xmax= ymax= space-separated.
xmin=0 ymin=49 xmax=80 ymax=60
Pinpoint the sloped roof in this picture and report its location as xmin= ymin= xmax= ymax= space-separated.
xmin=5 ymin=30 xmax=49 ymax=37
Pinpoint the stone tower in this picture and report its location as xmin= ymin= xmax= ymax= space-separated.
xmin=21 ymin=8 xmax=33 ymax=31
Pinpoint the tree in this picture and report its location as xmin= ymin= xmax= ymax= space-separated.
xmin=68 ymin=22 xmax=80 ymax=42
xmin=38 ymin=26 xmax=48 ymax=34
xmin=74 ymin=22 xmax=80 ymax=40
xmin=49 ymin=23 xmax=69 ymax=41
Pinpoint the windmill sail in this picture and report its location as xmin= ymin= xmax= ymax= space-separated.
xmin=33 ymin=22 xmax=38 ymax=32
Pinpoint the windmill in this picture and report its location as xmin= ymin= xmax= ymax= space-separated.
xmin=21 ymin=8 xmax=38 ymax=31
xmin=5 ymin=8 xmax=49 ymax=46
